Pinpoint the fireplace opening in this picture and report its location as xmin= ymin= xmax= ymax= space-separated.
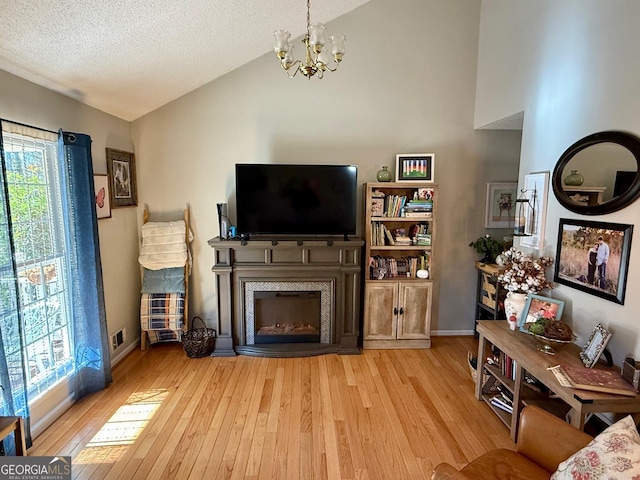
xmin=254 ymin=291 xmax=321 ymax=344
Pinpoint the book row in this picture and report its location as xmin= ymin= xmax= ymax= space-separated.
xmin=370 ymin=223 xmax=430 ymax=246
xmin=487 ymin=349 xmax=518 ymax=382
xmin=369 ymin=254 xmax=430 ymax=280
xmin=370 ymin=191 xmax=435 ymax=218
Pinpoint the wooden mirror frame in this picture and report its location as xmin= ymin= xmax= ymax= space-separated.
xmin=552 ymin=131 xmax=640 ymax=215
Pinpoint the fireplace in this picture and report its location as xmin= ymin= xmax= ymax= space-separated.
xmin=253 ymin=291 xmax=321 ymax=344
xmin=209 ymin=237 xmax=363 ymax=357
xmin=244 ymin=281 xmax=332 ymax=352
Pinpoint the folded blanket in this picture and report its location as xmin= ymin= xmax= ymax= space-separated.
xmin=138 ymin=220 xmax=193 ymax=270
xmin=147 ymin=329 xmax=182 ymax=344
xmin=140 ymin=293 xmax=185 ymax=331
xmin=141 ymin=267 xmax=185 ymax=293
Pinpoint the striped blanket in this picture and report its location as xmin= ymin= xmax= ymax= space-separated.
xmin=147 ymin=329 xmax=182 ymax=344
xmin=140 ymin=292 xmax=185 ymax=331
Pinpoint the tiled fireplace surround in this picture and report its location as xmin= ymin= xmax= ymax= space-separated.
xmin=208 ymin=237 xmax=364 ymax=357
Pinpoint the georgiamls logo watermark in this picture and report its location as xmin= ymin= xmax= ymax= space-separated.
xmin=0 ymin=456 xmax=71 ymax=480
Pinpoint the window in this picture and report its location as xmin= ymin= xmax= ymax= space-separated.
xmin=2 ymin=132 xmax=74 ymax=400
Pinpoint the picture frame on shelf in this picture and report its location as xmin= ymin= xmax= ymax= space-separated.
xmin=580 ymin=323 xmax=612 ymax=368
xmin=484 ymin=182 xmax=517 ymax=228
xmin=417 ymin=187 xmax=435 ymax=200
xmin=93 ymin=174 xmax=111 ymax=219
xmin=106 ymin=148 xmax=138 ymax=208
xmin=554 ymin=218 xmax=633 ymax=304
xmin=517 ymin=293 xmax=565 ymax=332
xmin=395 ymin=153 xmax=434 ymax=182
xmin=520 ymin=171 xmax=549 ymax=250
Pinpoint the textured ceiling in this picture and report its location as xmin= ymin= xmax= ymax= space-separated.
xmin=0 ymin=0 xmax=371 ymax=121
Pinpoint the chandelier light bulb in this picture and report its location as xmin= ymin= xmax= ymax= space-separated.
xmin=274 ymin=30 xmax=291 ymax=58
xmin=329 ymin=33 xmax=346 ymax=60
xmin=308 ymin=23 xmax=326 ymax=53
xmin=282 ymin=44 xmax=295 ymax=68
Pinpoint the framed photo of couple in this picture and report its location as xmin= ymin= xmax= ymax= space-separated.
xmin=554 ymin=218 xmax=633 ymax=304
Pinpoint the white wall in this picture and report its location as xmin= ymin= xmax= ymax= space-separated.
xmin=131 ymin=0 xmax=521 ymax=335
xmin=476 ymin=0 xmax=640 ymax=364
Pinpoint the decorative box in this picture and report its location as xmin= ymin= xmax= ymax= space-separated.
xmin=621 ymin=358 xmax=640 ymax=392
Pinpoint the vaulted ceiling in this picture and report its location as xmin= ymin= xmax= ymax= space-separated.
xmin=1 ymin=0 xmax=371 ymax=121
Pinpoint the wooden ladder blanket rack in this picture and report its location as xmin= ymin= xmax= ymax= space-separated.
xmin=139 ymin=206 xmax=191 ymax=350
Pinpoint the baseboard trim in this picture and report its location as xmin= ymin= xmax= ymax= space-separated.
xmin=31 ymin=394 xmax=74 ymax=439
xmin=111 ymin=337 xmax=140 ymax=367
xmin=431 ymin=330 xmax=475 ymax=336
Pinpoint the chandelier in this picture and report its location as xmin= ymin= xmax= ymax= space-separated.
xmin=273 ymin=0 xmax=346 ymax=79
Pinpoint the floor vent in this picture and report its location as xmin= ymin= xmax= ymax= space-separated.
xmin=111 ymin=329 xmax=126 ymax=350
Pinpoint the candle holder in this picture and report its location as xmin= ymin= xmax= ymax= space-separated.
xmin=513 ymin=188 xmax=537 ymax=237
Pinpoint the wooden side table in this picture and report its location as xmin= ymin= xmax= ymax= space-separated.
xmin=0 ymin=416 xmax=26 ymax=455
xmin=474 ymin=262 xmax=505 ymax=336
xmin=475 ymin=320 xmax=640 ymax=441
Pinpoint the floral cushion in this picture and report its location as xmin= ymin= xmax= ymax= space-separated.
xmin=552 ymin=415 xmax=640 ymax=479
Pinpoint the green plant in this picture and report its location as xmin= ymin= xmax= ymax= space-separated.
xmin=469 ymin=234 xmax=503 ymax=263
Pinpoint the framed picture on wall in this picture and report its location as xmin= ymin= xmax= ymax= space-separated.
xmin=520 ymin=171 xmax=550 ymax=250
xmin=395 ymin=154 xmax=434 ymax=182
xmin=93 ymin=174 xmax=111 ymax=219
xmin=106 ymin=148 xmax=138 ymax=208
xmin=484 ymin=182 xmax=517 ymax=228
xmin=554 ymin=218 xmax=633 ymax=304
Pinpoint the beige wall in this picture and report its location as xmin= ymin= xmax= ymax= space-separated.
xmin=476 ymin=0 xmax=640 ymax=364
xmin=0 ymin=69 xmax=140 ymax=433
xmin=131 ymin=0 xmax=521 ymax=335
xmin=0 ymin=69 xmax=140 ymax=357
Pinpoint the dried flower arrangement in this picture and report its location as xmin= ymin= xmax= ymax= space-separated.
xmin=497 ymin=247 xmax=554 ymax=294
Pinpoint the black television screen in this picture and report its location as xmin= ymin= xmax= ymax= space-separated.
xmin=235 ymin=164 xmax=358 ymax=237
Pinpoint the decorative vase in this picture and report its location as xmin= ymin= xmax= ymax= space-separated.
xmin=564 ymin=170 xmax=584 ymax=186
xmin=504 ymin=292 xmax=529 ymax=324
xmin=376 ymin=166 xmax=393 ymax=182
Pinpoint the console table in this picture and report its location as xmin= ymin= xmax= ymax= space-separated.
xmin=475 ymin=320 xmax=640 ymax=440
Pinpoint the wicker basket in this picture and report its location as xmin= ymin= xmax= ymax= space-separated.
xmin=468 ymin=351 xmax=489 ymax=387
xmin=182 ymin=316 xmax=217 ymax=358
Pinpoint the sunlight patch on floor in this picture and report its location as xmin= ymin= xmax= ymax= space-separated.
xmin=73 ymin=388 xmax=168 ymax=465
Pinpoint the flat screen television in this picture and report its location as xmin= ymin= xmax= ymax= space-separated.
xmin=235 ymin=164 xmax=358 ymax=238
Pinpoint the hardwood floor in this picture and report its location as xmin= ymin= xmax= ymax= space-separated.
xmin=29 ymin=336 xmax=514 ymax=479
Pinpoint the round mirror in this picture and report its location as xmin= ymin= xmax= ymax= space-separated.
xmin=552 ymin=131 xmax=640 ymax=215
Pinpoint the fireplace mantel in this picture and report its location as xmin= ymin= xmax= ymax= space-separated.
xmin=208 ymin=237 xmax=364 ymax=357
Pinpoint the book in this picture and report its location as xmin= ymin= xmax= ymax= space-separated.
xmin=490 ymin=396 xmax=513 ymax=413
xmin=551 ymin=365 xmax=637 ymax=397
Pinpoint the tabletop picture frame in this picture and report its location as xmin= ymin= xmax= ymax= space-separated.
xmin=517 ymin=293 xmax=565 ymax=332
xmin=395 ymin=153 xmax=434 ymax=182
xmin=106 ymin=148 xmax=138 ymax=208
xmin=580 ymin=323 xmax=612 ymax=368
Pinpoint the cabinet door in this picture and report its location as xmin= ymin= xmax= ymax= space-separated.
xmin=363 ymin=283 xmax=398 ymax=340
xmin=397 ymin=283 xmax=432 ymax=339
